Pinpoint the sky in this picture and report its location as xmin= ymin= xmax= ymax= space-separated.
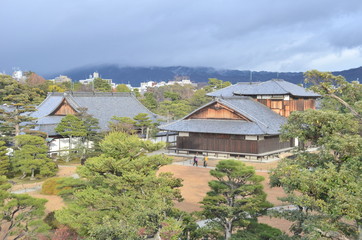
xmin=1 ymin=0 xmax=362 ymax=75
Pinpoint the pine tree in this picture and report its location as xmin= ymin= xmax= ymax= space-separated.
xmin=55 ymin=114 xmax=87 ymax=161
xmin=0 ymin=75 xmax=42 ymax=143
xmin=0 ymin=141 xmax=9 ymax=176
xmin=12 ymin=135 xmax=57 ymax=179
xmin=133 ymin=113 xmax=153 ymax=138
xmin=0 ymin=176 xmax=50 ymax=239
xmin=55 ymin=132 xmax=182 ymax=239
xmin=200 ymin=160 xmax=272 ymax=239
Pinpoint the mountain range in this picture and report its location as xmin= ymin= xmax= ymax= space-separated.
xmin=46 ymin=65 xmax=362 ymax=87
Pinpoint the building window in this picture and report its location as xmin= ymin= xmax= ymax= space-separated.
xmin=179 ymin=132 xmax=189 ymax=137
xmin=245 ymin=135 xmax=258 ymax=140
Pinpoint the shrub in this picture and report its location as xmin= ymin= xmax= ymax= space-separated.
xmin=41 ymin=177 xmax=63 ymax=195
xmin=44 ymin=212 xmax=61 ymax=229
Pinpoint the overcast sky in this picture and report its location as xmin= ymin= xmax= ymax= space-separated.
xmin=1 ymin=0 xmax=362 ymax=75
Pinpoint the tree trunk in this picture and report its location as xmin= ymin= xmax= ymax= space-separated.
xmin=225 ymin=221 xmax=232 ymax=240
xmin=67 ymin=136 xmax=72 ymax=162
xmin=15 ymin=107 xmax=20 ymax=136
xmin=30 ymin=168 xmax=35 ymax=180
xmin=357 ymin=219 xmax=362 ymax=240
xmin=153 ymin=229 xmax=161 ymax=240
xmin=329 ymin=93 xmax=362 ymax=121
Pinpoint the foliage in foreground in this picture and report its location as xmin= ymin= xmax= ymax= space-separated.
xmin=0 ymin=176 xmax=49 ymax=239
xmin=55 ymin=132 xmax=184 ymax=239
xmin=271 ymin=108 xmax=362 ymax=239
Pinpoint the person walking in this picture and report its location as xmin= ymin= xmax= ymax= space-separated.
xmin=193 ymin=156 xmax=198 ymax=166
xmin=203 ymin=155 xmax=208 ymax=167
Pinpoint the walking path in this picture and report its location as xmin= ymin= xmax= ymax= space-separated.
xmin=172 ymin=159 xmax=270 ymax=172
xmin=10 ymin=164 xmax=79 ymax=194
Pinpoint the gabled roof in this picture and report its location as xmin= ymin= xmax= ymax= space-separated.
xmin=31 ymin=92 xmax=160 ymax=135
xmin=207 ymin=79 xmax=320 ymax=98
xmin=160 ymin=97 xmax=287 ymax=135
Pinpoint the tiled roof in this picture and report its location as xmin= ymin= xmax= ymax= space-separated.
xmin=160 ymin=97 xmax=287 ymax=135
xmin=207 ymin=79 xmax=320 ymax=97
xmin=31 ymin=92 xmax=160 ymax=135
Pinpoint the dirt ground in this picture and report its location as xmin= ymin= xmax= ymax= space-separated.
xmin=10 ymin=165 xmax=79 ymax=214
xmin=159 ymin=164 xmax=292 ymax=233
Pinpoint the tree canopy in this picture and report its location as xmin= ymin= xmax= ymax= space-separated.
xmin=115 ymin=84 xmax=131 ymax=92
xmin=305 ymin=70 xmax=362 ymax=121
xmin=0 ymin=75 xmax=43 ymax=141
xmin=55 ymin=132 xmax=184 ymax=239
xmin=0 ymin=176 xmax=50 ymax=239
xmin=12 ymin=135 xmax=57 ymax=179
xmin=93 ymin=77 xmax=112 ymax=92
xmin=0 ymin=141 xmax=9 ymax=176
xmin=201 ymin=160 xmax=272 ymax=239
xmin=270 ymin=88 xmax=362 ymax=239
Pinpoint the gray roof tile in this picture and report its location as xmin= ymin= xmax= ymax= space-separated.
xmin=207 ymin=79 xmax=320 ymax=97
xmin=160 ymin=97 xmax=287 ymax=135
xmin=31 ymin=92 xmax=159 ymax=135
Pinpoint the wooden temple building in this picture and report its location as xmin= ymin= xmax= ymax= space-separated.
xmin=160 ymin=79 xmax=320 ymax=160
xmin=31 ymin=92 xmax=159 ymax=156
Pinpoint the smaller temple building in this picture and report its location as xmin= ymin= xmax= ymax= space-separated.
xmin=31 ymin=92 xmax=159 ymax=156
xmin=160 ymin=79 xmax=320 ymax=160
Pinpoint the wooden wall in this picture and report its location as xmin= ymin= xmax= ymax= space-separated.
xmin=51 ymin=99 xmax=77 ymax=116
xmin=186 ymin=102 xmax=250 ymax=121
xmin=258 ymin=135 xmax=293 ymax=153
xmin=256 ymin=97 xmax=316 ymax=117
xmin=177 ymin=133 xmax=293 ymax=154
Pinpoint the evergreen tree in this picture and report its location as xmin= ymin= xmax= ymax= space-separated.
xmin=109 ymin=116 xmax=136 ymax=134
xmin=158 ymin=100 xmax=193 ymax=120
xmin=55 ymin=132 xmax=183 ymax=239
xmin=188 ymin=89 xmax=211 ymax=108
xmin=204 ymin=78 xmax=232 ymax=93
xmin=0 ymin=176 xmax=50 ymax=239
xmin=200 ymin=160 xmax=272 ymax=239
xmin=55 ymin=114 xmax=87 ymax=161
xmin=133 ymin=113 xmax=153 ymax=138
xmin=12 ymin=135 xmax=57 ymax=179
xmin=141 ymin=92 xmax=158 ymax=111
xmin=0 ymin=141 xmax=9 ymax=176
xmin=115 ymin=84 xmax=131 ymax=92
xmin=93 ymin=77 xmax=112 ymax=92
xmin=75 ymin=108 xmax=101 ymax=160
xmin=270 ymin=109 xmax=362 ymax=239
xmin=305 ymin=70 xmax=362 ymax=121
xmin=0 ymin=75 xmax=42 ymax=142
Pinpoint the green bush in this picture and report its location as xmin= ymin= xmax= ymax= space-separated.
xmin=41 ymin=177 xmax=63 ymax=195
xmin=44 ymin=211 xmax=61 ymax=229
xmin=231 ymin=222 xmax=285 ymax=240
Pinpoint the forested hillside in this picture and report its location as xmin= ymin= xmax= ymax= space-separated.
xmin=46 ymin=65 xmax=362 ymax=86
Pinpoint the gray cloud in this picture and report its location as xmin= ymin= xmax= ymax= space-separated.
xmin=1 ymin=0 xmax=362 ymax=74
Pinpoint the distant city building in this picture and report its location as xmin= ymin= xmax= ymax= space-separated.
xmin=79 ymin=72 xmax=116 ymax=88
xmin=137 ymin=76 xmax=196 ymax=93
xmin=12 ymin=70 xmax=27 ymax=82
xmin=50 ymin=75 xmax=72 ymax=84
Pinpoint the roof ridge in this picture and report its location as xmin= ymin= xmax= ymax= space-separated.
xmin=35 ymin=95 xmax=66 ymax=120
xmin=272 ymin=79 xmax=291 ymax=94
xmin=130 ymin=93 xmax=161 ymax=118
xmin=65 ymin=94 xmax=81 ymax=110
xmin=35 ymin=93 xmax=54 ymax=110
